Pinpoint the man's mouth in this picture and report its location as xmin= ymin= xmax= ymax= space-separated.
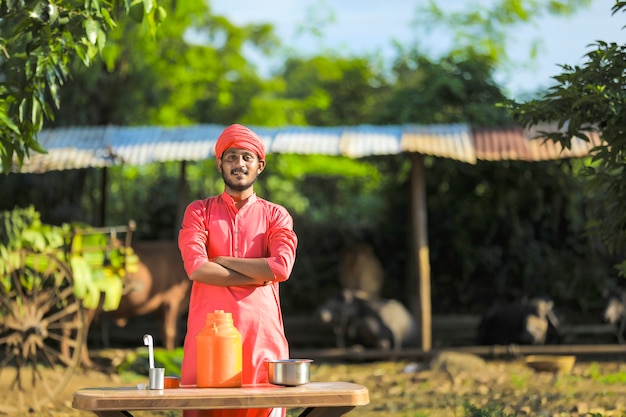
xmin=231 ymin=169 xmax=247 ymax=176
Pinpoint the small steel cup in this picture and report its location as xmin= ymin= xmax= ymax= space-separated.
xmin=149 ymin=367 xmax=165 ymax=390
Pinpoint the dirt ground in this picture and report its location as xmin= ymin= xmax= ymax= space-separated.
xmin=2 ymin=350 xmax=626 ymax=417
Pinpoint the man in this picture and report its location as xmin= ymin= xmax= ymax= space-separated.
xmin=178 ymin=124 xmax=298 ymax=417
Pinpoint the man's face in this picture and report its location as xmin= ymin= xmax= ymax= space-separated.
xmin=217 ymin=148 xmax=265 ymax=192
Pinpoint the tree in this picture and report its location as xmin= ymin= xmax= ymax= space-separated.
xmin=414 ymin=0 xmax=592 ymax=97
xmin=0 ymin=0 xmax=167 ymax=174
xmin=46 ymin=0 xmax=279 ymax=128
xmin=375 ymin=50 xmax=512 ymax=126
xmin=273 ymin=55 xmax=384 ymax=126
xmin=508 ymin=2 xmax=626 ymax=276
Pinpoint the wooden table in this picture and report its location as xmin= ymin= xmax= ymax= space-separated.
xmin=72 ymin=381 xmax=369 ymax=417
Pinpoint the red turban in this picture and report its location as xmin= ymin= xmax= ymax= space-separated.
xmin=214 ymin=124 xmax=266 ymax=160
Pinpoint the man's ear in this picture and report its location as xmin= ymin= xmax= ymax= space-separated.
xmin=258 ymin=159 xmax=266 ymax=173
xmin=215 ymin=158 xmax=223 ymax=173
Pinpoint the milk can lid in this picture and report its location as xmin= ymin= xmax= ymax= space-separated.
xmin=205 ymin=310 xmax=231 ymax=324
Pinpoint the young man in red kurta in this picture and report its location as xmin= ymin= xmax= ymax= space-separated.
xmin=178 ymin=124 xmax=298 ymax=417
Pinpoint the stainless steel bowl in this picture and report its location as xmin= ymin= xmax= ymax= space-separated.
xmin=267 ymin=359 xmax=313 ymax=386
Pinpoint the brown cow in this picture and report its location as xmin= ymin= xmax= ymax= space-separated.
xmin=339 ymin=243 xmax=384 ymax=298
xmin=78 ymin=240 xmax=190 ymax=367
xmin=110 ymin=240 xmax=190 ymax=347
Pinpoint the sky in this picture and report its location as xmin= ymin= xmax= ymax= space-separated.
xmin=210 ymin=0 xmax=625 ymax=98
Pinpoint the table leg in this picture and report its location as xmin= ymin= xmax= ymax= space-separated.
xmin=298 ymin=406 xmax=356 ymax=417
xmin=92 ymin=411 xmax=134 ymax=417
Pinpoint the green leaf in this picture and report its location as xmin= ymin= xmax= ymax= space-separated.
xmin=143 ymin=0 xmax=155 ymax=14
xmin=85 ymin=19 xmax=99 ymax=45
xmin=0 ymin=111 xmax=20 ymax=134
xmin=21 ymin=229 xmax=46 ymax=251
xmin=29 ymin=98 xmax=41 ymax=125
xmin=27 ymin=138 xmax=48 ymax=154
xmin=101 ymin=275 xmax=124 ymax=311
xmin=155 ymin=6 xmax=167 ymax=23
xmin=100 ymin=8 xmax=116 ymax=29
xmin=129 ymin=2 xmax=145 ymax=23
xmin=70 ymin=255 xmax=91 ymax=299
xmin=82 ymin=280 xmax=101 ymax=309
xmin=101 ymin=43 xmax=120 ymax=72
xmin=70 ymin=232 xmax=83 ymax=254
xmin=109 ymin=249 xmax=123 ymax=268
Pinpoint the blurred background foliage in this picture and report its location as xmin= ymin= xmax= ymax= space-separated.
xmin=0 ymin=0 xmax=617 ymax=322
xmin=1 ymin=152 xmax=615 ymax=320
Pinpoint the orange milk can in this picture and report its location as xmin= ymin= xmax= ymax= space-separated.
xmin=196 ymin=310 xmax=242 ymax=388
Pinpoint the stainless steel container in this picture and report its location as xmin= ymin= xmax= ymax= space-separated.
xmin=267 ymin=359 xmax=313 ymax=386
xmin=148 ymin=367 xmax=165 ymax=390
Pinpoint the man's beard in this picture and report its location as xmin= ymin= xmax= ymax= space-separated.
xmin=222 ymin=169 xmax=259 ymax=192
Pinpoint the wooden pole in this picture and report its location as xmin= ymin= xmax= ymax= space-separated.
xmin=410 ymin=153 xmax=431 ymax=352
xmin=98 ymin=167 xmax=108 ymax=227
xmin=176 ymin=161 xmax=188 ymax=240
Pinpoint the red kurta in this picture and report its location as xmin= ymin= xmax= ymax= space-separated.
xmin=178 ymin=192 xmax=298 ymax=417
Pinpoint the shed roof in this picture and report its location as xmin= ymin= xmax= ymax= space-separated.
xmin=13 ymin=124 xmax=603 ymax=173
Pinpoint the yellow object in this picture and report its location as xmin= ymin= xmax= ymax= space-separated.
xmin=525 ymin=355 xmax=576 ymax=374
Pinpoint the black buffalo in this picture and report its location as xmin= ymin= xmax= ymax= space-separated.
xmin=316 ymin=289 xmax=418 ymax=350
xmin=476 ymin=296 xmax=561 ymax=346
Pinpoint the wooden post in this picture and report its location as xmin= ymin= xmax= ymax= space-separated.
xmin=176 ymin=161 xmax=188 ymax=239
xmin=98 ymin=167 xmax=108 ymax=227
xmin=410 ymin=153 xmax=431 ymax=352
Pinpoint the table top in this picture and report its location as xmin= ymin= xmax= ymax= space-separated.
xmin=72 ymin=382 xmax=370 ymax=411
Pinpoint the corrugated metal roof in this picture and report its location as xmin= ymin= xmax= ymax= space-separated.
xmin=271 ymin=126 xmax=341 ymax=155
xmin=104 ymin=125 xmax=225 ymax=164
xmin=473 ymin=126 xmax=531 ymax=161
xmin=340 ymin=125 xmax=403 ymax=158
xmin=402 ymin=124 xmax=476 ymax=164
xmin=473 ymin=125 xmax=603 ymax=162
xmin=12 ymin=124 xmax=604 ymax=173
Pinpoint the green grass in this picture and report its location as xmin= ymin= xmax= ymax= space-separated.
xmin=509 ymin=372 xmax=528 ymax=390
xmin=587 ymin=362 xmax=626 ymax=384
xmin=463 ymin=402 xmax=518 ymax=417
